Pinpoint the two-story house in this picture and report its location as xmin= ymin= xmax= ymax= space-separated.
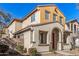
xmin=8 ymin=4 xmax=66 ymax=52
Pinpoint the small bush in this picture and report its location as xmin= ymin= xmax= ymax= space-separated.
xmin=16 ymin=45 xmax=24 ymax=52
xmin=23 ymin=48 xmax=27 ymax=53
xmin=0 ymin=45 xmax=9 ymax=53
xmin=28 ymin=48 xmax=37 ymax=56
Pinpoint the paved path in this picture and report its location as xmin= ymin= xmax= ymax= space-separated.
xmin=41 ymin=51 xmax=75 ymax=56
xmin=55 ymin=51 xmax=75 ymax=56
xmin=64 ymin=48 xmax=79 ymax=56
xmin=41 ymin=51 xmax=64 ymax=56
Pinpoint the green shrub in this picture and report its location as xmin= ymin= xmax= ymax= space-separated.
xmin=28 ymin=48 xmax=37 ymax=56
xmin=16 ymin=45 xmax=24 ymax=52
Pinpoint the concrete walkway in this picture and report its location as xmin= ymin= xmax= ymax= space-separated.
xmin=55 ymin=51 xmax=75 ymax=56
xmin=41 ymin=51 xmax=75 ymax=56
xmin=41 ymin=51 xmax=64 ymax=56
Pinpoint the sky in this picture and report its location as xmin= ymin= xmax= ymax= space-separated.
xmin=0 ymin=3 xmax=79 ymax=23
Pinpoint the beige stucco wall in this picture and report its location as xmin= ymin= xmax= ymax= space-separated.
xmin=23 ymin=23 xmax=64 ymax=52
xmin=23 ymin=31 xmax=31 ymax=51
xmin=39 ymin=6 xmax=65 ymax=30
xmin=22 ymin=11 xmax=40 ymax=28
xmin=34 ymin=23 xmax=64 ymax=52
xmin=22 ymin=6 xmax=65 ymax=30
xmin=15 ymin=22 xmax=22 ymax=32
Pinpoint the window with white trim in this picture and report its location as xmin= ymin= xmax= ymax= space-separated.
xmin=45 ymin=10 xmax=50 ymax=20
xmin=59 ymin=16 xmax=63 ymax=24
xmin=39 ymin=31 xmax=47 ymax=44
xmin=53 ymin=14 xmax=57 ymax=22
xmin=31 ymin=13 xmax=35 ymax=22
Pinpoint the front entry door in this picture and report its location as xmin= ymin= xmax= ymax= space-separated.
xmin=52 ymin=28 xmax=59 ymax=50
xmin=52 ymin=32 xmax=57 ymax=50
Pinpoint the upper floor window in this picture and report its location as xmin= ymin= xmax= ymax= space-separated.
xmin=53 ymin=14 xmax=57 ymax=22
xmin=45 ymin=10 xmax=50 ymax=20
xmin=59 ymin=16 xmax=63 ymax=24
xmin=31 ymin=13 xmax=35 ymax=22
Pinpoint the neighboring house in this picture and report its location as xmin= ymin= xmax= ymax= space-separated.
xmin=6 ymin=19 xmax=23 ymax=46
xmin=7 ymin=19 xmax=22 ymax=38
xmin=66 ymin=19 xmax=79 ymax=34
xmin=63 ymin=24 xmax=71 ymax=44
xmin=65 ymin=19 xmax=79 ymax=49
xmin=77 ymin=24 xmax=79 ymax=33
xmin=11 ymin=4 xmax=66 ymax=52
xmin=63 ymin=24 xmax=72 ymax=50
xmin=0 ymin=21 xmax=18 ymax=49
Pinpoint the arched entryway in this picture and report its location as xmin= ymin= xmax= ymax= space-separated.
xmin=51 ymin=28 xmax=62 ymax=50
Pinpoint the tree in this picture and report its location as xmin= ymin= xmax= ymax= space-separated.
xmin=0 ymin=9 xmax=12 ymax=38
xmin=0 ymin=10 xmax=12 ymax=24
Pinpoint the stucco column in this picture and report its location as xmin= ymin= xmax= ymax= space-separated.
xmin=33 ymin=30 xmax=35 ymax=42
xmin=61 ymin=31 xmax=63 ymax=50
xmin=57 ymin=31 xmax=63 ymax=50
xmin=31 ymin=30 xmax=36 ymax=48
